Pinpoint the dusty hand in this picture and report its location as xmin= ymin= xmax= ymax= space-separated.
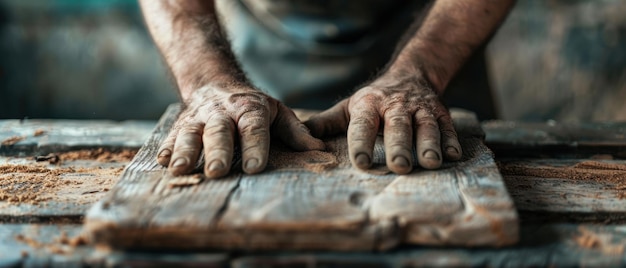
xmin=157 ymin=84 xmax=325 ymax=178
xmin=305 ymin=71 xmax=462 ymax=174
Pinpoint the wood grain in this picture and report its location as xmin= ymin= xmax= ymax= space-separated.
xmin=0 ymin=120 xmax=153 ymax=156
xmin=483 ymin=121 xmax=626 ymax=158
xmin=84 ymin=104 xmax=518 ymax=251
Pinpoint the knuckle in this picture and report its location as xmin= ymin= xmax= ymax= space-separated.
xmin=228 ymin=92 xmax=269 ymax=109
xmin=350 ymin=117 xmax=377 ymax=128
xmin=440 ymin=129 xmax=458 ymax=139
xmin=416 ymin=117 xmax=438 ymax=128
xmin=178 ymin=124 xmax=204 ymax=135
xmin=204 ymin=121 xmax=232 ymax=136
xmin=386 ymin=114 xmax=411 ymax=127
xmin=239 ymin=120 xmax=268 ymax=136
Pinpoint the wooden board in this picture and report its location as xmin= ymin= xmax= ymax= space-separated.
xmin=483 ymin=120 xmax=626 ymax=158
xmin=83 ymin=104 xmax=518 ymax=251
xmin=0 ymin=119 xmax=154 ymax=157
xmin=0 ymin=120 xmax=151 ymax=222
xmin=3 ymin=223 xmax=625 ymax=267
xmin=500 ymin=158 xmax=626 ymax=221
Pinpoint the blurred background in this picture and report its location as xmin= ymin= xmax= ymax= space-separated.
xmin=0 ymin=0 xmax=625 ymax=121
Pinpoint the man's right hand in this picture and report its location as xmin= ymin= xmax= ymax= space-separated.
xmin=156 ymin=84 xmax=325 ymax=179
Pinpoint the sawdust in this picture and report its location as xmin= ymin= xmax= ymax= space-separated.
xmin=574 ymin=227 xmax=625 ymax=255
xmin=0 ymin=159 xmax=125 ymax=205
xmin=1 ymin=136 xmax=25 ymax=146
xmin=15 ymin=231 xmax=88 ymax=255
xmin=0 ymin=147 xmax=134 ymax=205
xmin=33 ymin=129 xmax=46 ymax=137
xmin=168 ymin=174 xmax=203 ymax=188
xmin=56 ymin=148 xmax=136 ymax=163
xmin=499 ymin=161 xmax=626 ymax=191
xmin=267 ymin=144 xmax=339 ymax=173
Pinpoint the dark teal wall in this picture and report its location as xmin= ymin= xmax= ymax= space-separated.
xmin=0 ymin=0 xmax=177 ymax=120
xmin=1 ymin=0 xmax=625 ymax=121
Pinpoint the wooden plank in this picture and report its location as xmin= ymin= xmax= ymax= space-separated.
xmin=0 ymin=156 xmax=130 ymax=222
xmin=483 ymin=121 xmax=626 ymax=158
xmin=1 ymin=223 xmax=624 ymax=267
xmin=500 ymin=158 xmax=626 ymax=220
xmin=231 ymin=224 xmax=626 ymax=267
xmin=0 ymin=119 xmax=154 ymax=156
xmin=0 ymin=119 xmax=152 ymax=221
xmin=84 ymin=104 xmax=518 ymax=251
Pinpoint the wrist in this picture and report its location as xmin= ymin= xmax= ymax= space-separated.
xmin=176 ymin=68 xmax=250 ymax=102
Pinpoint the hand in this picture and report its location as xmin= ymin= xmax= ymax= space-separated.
xmin=157 ymin=84 xmax=325 ymax=178
xmin=305 ymin=70 xmax=462 ymax=174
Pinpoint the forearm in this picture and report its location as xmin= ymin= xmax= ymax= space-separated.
xmin=139 ymin=0 xmax=247 ymax=101
xmin=389 ymin=0 xmax=515 ymax=94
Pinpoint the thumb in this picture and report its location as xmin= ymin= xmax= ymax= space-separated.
xmin=273 ymin=104 xmax=326 ymax=151
xmin=304 ymin=99 xmax=349 ymax=138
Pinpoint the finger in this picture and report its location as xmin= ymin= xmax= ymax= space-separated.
xmin=202 ymin=115 xmax=236 ymax=179
xmin=415 ymin=109 xmax=442 ymax=169
xmin=169 ymin=123 xmax=204 ymax=176
xmin=304 ymin=99 xmax=349 ymax=138
xmin=274 ymin=104 xmax=325 ymax=151
xmin=437 ymin=112 xmax=462 ymax=161
xmin=238 ymin=109 xmax=270 ymax=174
xmin=156 ymin=128 xmax=178 ymax=166
xmin=383 ymin=109 xmax=413 ymax=174
xmin=348 ymin=104 xmax=379 ymax=170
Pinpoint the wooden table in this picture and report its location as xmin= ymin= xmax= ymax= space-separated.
xmin=1 ymin=114 xmax=625 ymax=267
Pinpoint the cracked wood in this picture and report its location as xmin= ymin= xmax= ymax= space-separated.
xmin=83 ymin=104 xmax=518 ymax=251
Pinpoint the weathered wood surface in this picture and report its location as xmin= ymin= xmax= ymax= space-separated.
xmin=0 ymin=120 xmax=151 ymax=222
xmin=2 ymin=223 xmax=625 ymax=267
xmin=84 ymin=104 xmax=518 ymax=251
xmin=500 ymin=158 xmax=626 ymax=221
xmin=0 ymin=119 xmax=154 ymax=156
xmin=483 ymin=120 xmax=626 ymax=158
xmin=0 ymin=157 xmax=128 ymax=222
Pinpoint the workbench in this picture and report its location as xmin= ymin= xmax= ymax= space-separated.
xmin=1 ymin=109 xmax=625 ymax=267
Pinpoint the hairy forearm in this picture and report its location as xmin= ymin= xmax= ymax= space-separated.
xmin=390 ymin=0 xmax=515 ymax=94
xmin=139 ymin=0 xmax=247 ymax=101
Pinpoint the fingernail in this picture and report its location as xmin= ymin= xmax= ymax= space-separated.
xmin=446 ymin=146 xmax=459 ymax=156
xmin=245 ymin=158 xmax=259 ymax=171
xmin=171 ymin=157 xmax=188 ymax=168
xmin=423 ymin=150 xmax=440 ymax=161
xmin=158 ymin=149 xmax=171 ymax=158
xmin=392 ymin=156 xmax=410 ymax=167
xmin=355 ymin=153 xmax=370 ymax=168
xmin=208 ymin=160 xmax=224 ymax=171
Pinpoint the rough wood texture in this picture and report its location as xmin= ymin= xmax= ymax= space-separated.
xmin=0 ymin=120 xmax=154 ymax=156
xmin=84 ymin=104 xmax=518 ymax=251
xmin=483 ymin=121 xmax=626 ymax=158
xmin=500 ymin=158 xmax=626 ymax=222
xmin=3 ymin=224 xmax=624 ymax=267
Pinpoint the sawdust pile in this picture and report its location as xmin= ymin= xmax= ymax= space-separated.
xmin=1 ymin=136 xmax=25 ymax=146
xmin=57 ymin=148 xmax=136 ymax=163
xmin=0 ymin=164 xmax=123 ymax=205
xmin=499 ymin=160 xmax=626 ymax=190
xmin=15 ymin=231 xmax=87 ymax=255
xmin=267 ymin=145 xmax=338 ymax=173
xmin=574 ymin=227 xmax=625 ymax=255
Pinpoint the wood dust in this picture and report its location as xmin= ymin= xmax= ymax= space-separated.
xmin=56 ymin=148 xmax=136 ymax=163
xmin=15 ymin=231 xmax=87 ymax=255
xmin=267 ymin=144 xmax=338 ymax=173
xmin=0 ymin=149 xmax=135 ymax=205
xmin=499 ymin=161 xmax=626 ymax=190
xmin=1 ymin=136 xmax=25 ymax=146
xmin=574 ymin=227 xmax=625 ymax=255
xmin=0 ymin=164 xmax=123 ymax=205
